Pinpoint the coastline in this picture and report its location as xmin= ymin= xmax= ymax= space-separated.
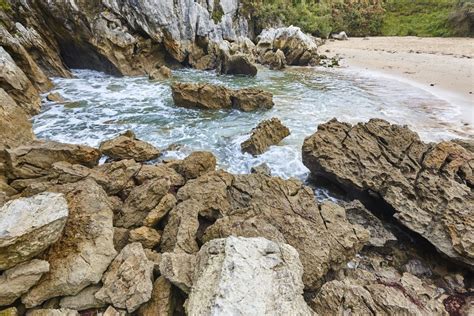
xmin=323 ymin=37 xmax=474 ymax=126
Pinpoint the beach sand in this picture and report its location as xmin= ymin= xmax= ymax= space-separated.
xmin=323 ymin=37 xmax=474 ymax=124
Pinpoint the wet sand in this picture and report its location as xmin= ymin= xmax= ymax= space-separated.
xmin=323 ymin=37 xmax=474 ymax=125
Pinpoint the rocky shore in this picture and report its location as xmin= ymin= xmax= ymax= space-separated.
xmin=0 ymin=1 xmax=473 ymax=315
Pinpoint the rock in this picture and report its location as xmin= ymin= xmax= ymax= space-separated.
xmin=134 ymin=164 xmax=185 ymax=188
xmin=159 ymin=252 xmax=196 ymax=293
xmin=0 ymin=307 xmax=18 ymax=316
xmin=143 ymin=194 xmax=177 ymax=227
xmin=95 ymin=243 xmax=154 ymax=313
xmin=99 ymin=130 xmax=160 ymax=162
xmin=148 ymin=66 xmax=172 ymax=80
xmin=46 ymin=92 xmax=65 ymax=103
xmin=256 ymin=26 xmax=319 ymax=66
xmin=137 ymin=276 xmax=176 ymax=316
xmin=241 ymin=118 xmax=290 ymax=155
xmin=0 ymin=193 xmax=68 ymax=270
xmin=144 ymin=249 xmax=162 ymax=275
xmin=167 ymin=151 xmax=216 ymax=180
xmin=171 ymin=82 xmax=274 ymax=112
xmin=219 ymin=53 xmax=257 ymax=76
xmin=59 ymin=285 xmax=105 ymax=311
xmin=231 ymin=88 xmax=274 ymax=112
xmin=332 ymin=31 xmax=348 ymax=40
xmin=185 ymin=237 xmax=315 ymax=315
xmin=22 ymin=179 xmax=116 ymax=307
xmin=114 ymin=178 xmax=170 ymax=228
xmin=343 ymin=200 xmax=397 ymax=248
xmin=4 ymin=140 xmax=101 ymax=180
xmin=102 ymin=306 xmax=124 ymax=316
xmin=0 ymin=259 xmax=49 ymax=306
xmin=0 ymin=88 xmax=35 ymax=149
xmin=92 ymin=159 xmax=142 ymax=195
xmin=113 ymin=227 xmax=130 ymax=252
xmin=302 ymin=118 xmax=474 ymax=267
xmin=129 ymin=226 xmax=162 ymax=249
xmin=403 ymin=259 xmax=432 ymax=278
xmin=161 ymin=170 xmax=369 ymax=290
xmin=250 ymin=163 xmax=272 ymax=176
xmin=259 ymin=49 xmax=286 ymax=70
xmin=26 ymin=309 xmax=79 ymax=316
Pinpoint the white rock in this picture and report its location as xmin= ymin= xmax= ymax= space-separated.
xmin=0 ymin=192 xmax=68 ymax=270
xmin=59 ymin=285 xmax=105 ymax=311
xmin=185 ymin=236 xmax=315 ymax=315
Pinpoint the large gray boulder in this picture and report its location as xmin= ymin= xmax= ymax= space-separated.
xmin=184 ymin=236 xmax=315 ymax=315
xmin=0 ymin=193 xmax=68 ymax=270
xmin=302 ymin=118 xmax=474 ymax=267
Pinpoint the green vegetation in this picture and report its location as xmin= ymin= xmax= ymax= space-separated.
xmin=242 ymin=0 xmax=472 ymax=37
xmin=0 ymin=0 xmax=11 ymax=11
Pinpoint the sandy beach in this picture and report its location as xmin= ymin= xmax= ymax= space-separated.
xmin=323 ymin=37 xmax=474 ymax=124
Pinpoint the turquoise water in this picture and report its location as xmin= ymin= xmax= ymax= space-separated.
xmin=33 ymin=66 xmax=472 ymax=182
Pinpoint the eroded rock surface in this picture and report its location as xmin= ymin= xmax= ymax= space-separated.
xmin=185 ymin=236 xmax=315 ymax=315
xmin=137 ymin=276 xmax=176 ymax=316
xmin=302 ymin=119 xmax=474 ymax=267
xmin=99 ymin=130 xmax=160 ymax=162
xmin=241 ymin=118 xmax=290 ymax=155
xmin=0 ymin=193 xmax=68 ymax=270
xmin=59 ymin=285 xmax=105 ymax=311
xmin=167 ymin=151 xmax=217 ymax=181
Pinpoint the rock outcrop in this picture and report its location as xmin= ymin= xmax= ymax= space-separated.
xmin=99 ymin=130 xmax=160 ymax=162
xmin=256 ymin=26 xmax=319 ymax=66
xmin=161 ymin=170 xmax=369 ymax=289
xmin=184 ymin=236 xmax=315 ymax=315
xmin=171 ymin=82 xmax=274 ymax=112
xmin=241 ymin=118 xmax=290 ymax=155
xmin=95 ymin=242 xmax=154 ymax=313
xmin=0 ymin=193 xmax=68 ymax=270
xmin=218 ymin=53 xmax=257 ymax=76
xmin=149 ymin=66 xmax=172 ymax=80
xmin=302 ymin=119 xmax=474 ymax=267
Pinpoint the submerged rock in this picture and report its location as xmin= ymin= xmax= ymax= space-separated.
xmin=149 ymin=66 xmax=172 ymax=80
xmin=302 ymin=118 xmax=474 ymax=267
xmin=171 ymin=82 xmax=273 ymax=112
xmin=46 ymin=92 xmax=65 ymax=103
xmin=184 ymin=236 xmax=315 ymax=315
xmin=0 ymin=193 xmax=68 ymax=270
xmin=241 ymin=118 xmax=290 ymax=155
xmin=99 ymin=130 xmax=160 ymax=162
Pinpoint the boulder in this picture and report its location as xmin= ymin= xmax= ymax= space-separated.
xmin=129 ymin=226 xmax=162 ymax=249
xmin=134 ymin=164 xmax=185 ymax=188
xmin=92 ymin=159 xmax=142 ymax=195
xmin=0 ymin=193 xmax=68 ymax=270
xmin=159 ymin=252 xmax=196 ymax=293
xmin=302 ymin=118 xmax=474 ymax=267
xmin=167 ymin=151 xmax=216 ymax=180
xmin=241 ymin=118 xmax=290 ymax=155
xmin=250 ymin=163 xmax=272 ymax=176
xmin=219 ymin=53 xmax=257 ymax=76
xmin=332 ymin=31 xmax=348 ymax=40
xmin=95 ymin=243 xmax=154 ymax=313
xmin=22 ymin=179 xmax=117 ymax=307
xmin=4 ymin=140 xmax=101 ymax=180
xmin=113 ymin=227 xmax=130 ymax=252
xmin=259 ymin=49 xmax=286 ymax=70
xmin=143 ymin=193 xmax=177 ymax=227
xmin=0 ymin=259 xmax=49 ymax=306
xmin=161 ymin=170 xmax=369 ymax=290
xmin=148 ymin=66 xmax=172 ymax=80
xmin=46 ymin=92 xmax=65 ymax=103
xmin=26 ymin=310 xmax=78 ymax=316
xmin=256 ymin=26 xmax=319 ymax=66
xmin=137 ymin=276 xmax=176 ymax=316
xmin=0 ymin=308 xmax=18 ymax=316
xmin=185 ymin=237 xmax=315 ymax=315
xmin=171 ymin=82 xmax=274 ymax=112
xmin=99 ymin=130 xmax=160 ymax=162
xmin=59 ymin=285 xmax=105 ymax=311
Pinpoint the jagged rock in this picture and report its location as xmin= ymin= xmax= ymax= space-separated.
xmin=92 ymin=159 xmax=142 ymax=195
xmin=149 ymin=65 xmax=172 ymax=80
xmin=219 ymin=53 xmax=257 ymax=76
xmin=114 ymin=178 xmax=170 ymax=228
xmin=0 ymin=193 xmax=68 ymax=270
xmin=137 ymin=276 xmax=176 ymax=316
xmin=143 ymin=194 xmax=177 ymax=227
xmin=102 ymin=306 xmax=125 ymax=316
xmin=343 ymin=200 xmax=397 ymax=248
xmin=185 ymin=237 xmax=315 ymax=315
xmin=259 ymin=49 xmax=286 ymax=70
xmin=144 ymin=249 xmax=162 ymax=275
xmin=95 ymin=243 xmax=154 ymax=313
xmin=241 ymin=118 xmax=290 ymax=155
xmin=59 ymin=285 xmax=105 ymax=311
xmin=159 ymin=252 xmax=196 ymax=293
xmin=100 ymin=131 xmax=160 ymax=162
xmin=302 ymin=119 xmax=474 ymax=267
xmin=4 ymin=140 xmax=101 ymax=180
xmin=403 ymin=259 xmax=432 ymax=278
xmin=250 ymin=163 xmax=272 ymax=176
xmin=256 ymin=26 xmax=319 ymax=66
xmin=0 ymin=259 xmax=49 ymax=306
xmin=167 ymin=151 xmax=216 ymax=180
xmin=161 ymin=170 xmax=369 ymax=290
xmin=22 ymin=179 xmax=116 ymax=307
xmin=134 ymin=164 xmax=185 ymax=187
xmin=129 ymin=226 xmax=162 ymax=249
xmin=113 ymin=227 xmax=130 ymax=252
xmin=171 ymin=82 xmax=273 ymax=112
xmin=0 ymin=307 xmax=17 ymax=316
xmin=26 ymin=309 xmax=79 ymax=316
xmin=0 ymin=46 xmax=41 ymax=115
xmin=0 ymin=88 xmax=34 ymax=149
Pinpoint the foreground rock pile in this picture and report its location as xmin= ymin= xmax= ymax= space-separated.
xmin=0 ymin=117 xmax=472 ymax=314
